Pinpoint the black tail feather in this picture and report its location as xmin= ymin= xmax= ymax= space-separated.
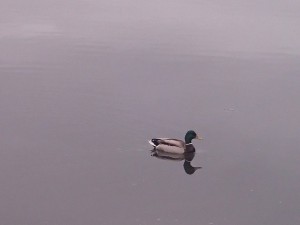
xmin=151 ymin=139 xmax=160 ymax=146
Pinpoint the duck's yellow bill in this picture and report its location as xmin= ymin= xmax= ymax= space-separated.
xmin=196 ymin=134 xmax=203 ymax=140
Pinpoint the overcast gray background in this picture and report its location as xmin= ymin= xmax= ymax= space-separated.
xmin=1 ymin=1 xmax=300 ymax=225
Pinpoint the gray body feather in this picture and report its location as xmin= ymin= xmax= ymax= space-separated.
xmin=149 ymin=138 xmax=195 ymax=154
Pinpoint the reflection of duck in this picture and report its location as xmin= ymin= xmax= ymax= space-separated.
xmin=148 ymin=130 xmax=203 ymax=154
xmin=183 ymin=159 xmax=202 ymax=175
xmin=151 ymin=150 xmax=202 ymax=175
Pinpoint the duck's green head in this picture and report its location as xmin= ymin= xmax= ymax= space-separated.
xmin=185 ymin=130 xmax=203 ymax=143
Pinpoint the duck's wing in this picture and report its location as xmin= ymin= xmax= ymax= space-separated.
xmin=156 ymin=144 xmax=185 ymax=154
xmin=150 ymin=138 xmax=185 ymax=148
xmin=149 ymin=138 xmax=186 ymax=154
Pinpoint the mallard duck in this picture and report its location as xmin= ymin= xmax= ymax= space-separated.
xmin=148 ymin=130 xmax=203 ymax=154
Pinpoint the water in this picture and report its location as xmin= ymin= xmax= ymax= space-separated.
xmin=1 ymin=1 xmax=300 ymax=224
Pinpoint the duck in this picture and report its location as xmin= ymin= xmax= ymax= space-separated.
xmin=148 ymin=130 xmax=203 ymax=154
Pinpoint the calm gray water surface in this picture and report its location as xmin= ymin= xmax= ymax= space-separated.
xmin=1 ymin=1 xmax=300 ymax=225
